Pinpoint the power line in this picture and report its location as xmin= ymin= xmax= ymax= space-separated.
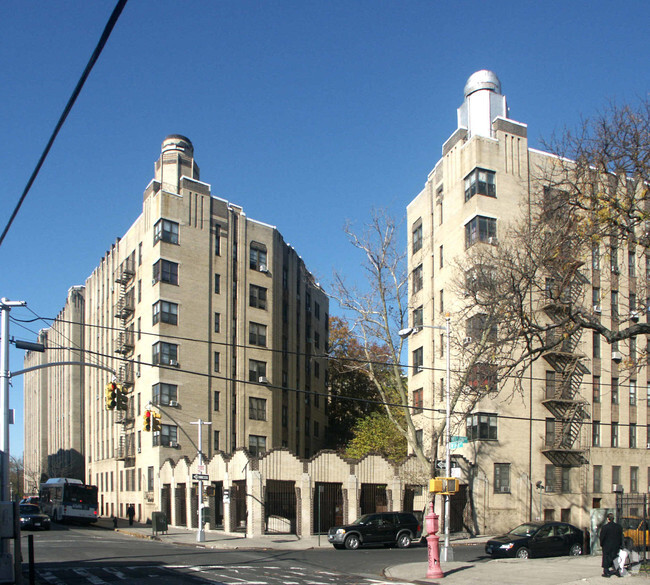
xmin=0 ymin=0 xmax=128 ymax=249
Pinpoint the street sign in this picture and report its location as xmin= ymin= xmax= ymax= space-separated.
xmin=192 ymin=473 xmax=209 ymax=481
xmin=435 ymin=459 xmax=460 ymax=470
xmin=197 ymin=464 xmax=206 ymax=474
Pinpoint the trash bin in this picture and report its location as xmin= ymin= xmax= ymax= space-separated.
xmin=151 ymin=512 xmax=168 ymax=535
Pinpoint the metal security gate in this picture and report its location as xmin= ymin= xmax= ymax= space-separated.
xmin=231 ymin=480 xmax=247 ymax=532
xmin=208 ymin=481 xmax=223 ymax=529
xmin=190 ymin=486 xmax=198 ymax=528
xmin=617 ymin=493 xmax=649 ymax=557
xmin=449 ymin=484 xmax=468 ymax=533
xmin=161 ymin=485 xmax=171 ymax=525
xmin=312 ymin=482 xmax=343 ymax=535
xmin=360 ymin=483 xmax=388 ymax=515
xmin=265 ymin=480 xmax=297 ymax=534
xmin=175 ymin=483 xmax=187 ymax=526
xmin=402 ymin=485 xmax=417 ymax=512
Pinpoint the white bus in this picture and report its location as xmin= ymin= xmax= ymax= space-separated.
xmin=39 ymin=478 xmax=98 ymax=524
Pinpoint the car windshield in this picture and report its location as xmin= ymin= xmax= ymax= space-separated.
xmin=508 ymin=523 xmax=540 ymax=537
xmin=20 ymin=505 xmax=40 ymax=515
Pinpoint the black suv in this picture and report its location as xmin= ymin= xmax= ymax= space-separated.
xmin=327 ymin=512 xmax=422 ymax=550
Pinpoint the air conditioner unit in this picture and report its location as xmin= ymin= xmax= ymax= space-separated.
xmin=168 ymin=400 xmax=179 ymax=407
xmin=169 ymin=441 xmax=178 ymax=448
xmin=463 ymin=337 xmax=472 ymax=345
xmin=593 ymin=304 xmax=602 ymax=314
xmin=612 ymin=484 xmax=624 ymax=493
xmin=169 ymin=359 xmax=179 ymax=367
xmin=631 ymin=311 xmax=640 ymax=323
xmin=152 ymin=279 xmax=157 ymax=285
xmin=646 ymin=442 xmax=650 ymax=449
xmin=488 ymin=237 xmax=498 ymax=245
xmin=611 ymin=351 xmax=622 ymax=363
xmin=137 ymin=447 xmax=141 ymax=453
xmin=258 ymin=376 xmax=269 ymax=384
xmin=259 ymin=265 xmax=268 ymax=273
xmin=500 ymin=486 xmax=509 ymax=493
xmin=612 ymin=267 xmax=620 ymax=275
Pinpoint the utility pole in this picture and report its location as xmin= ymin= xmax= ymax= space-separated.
xmin=191 ymin=419 xmax=211 ymax=543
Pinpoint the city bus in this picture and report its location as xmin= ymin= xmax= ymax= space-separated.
xmin=39 ymin=478 xmax=98 ymax=524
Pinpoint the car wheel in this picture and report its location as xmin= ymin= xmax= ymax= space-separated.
xmin=344 ymin=534 xmax=360 ymax=550
xmin=569 ymin=543 xmax=582 ymax=556
xmin=396 ymin=533 xmax=412 ymax=549
xmin=516 ymin=547 xmax=530 ymax=559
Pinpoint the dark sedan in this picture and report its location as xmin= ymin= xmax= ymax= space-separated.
xmin=485 ymin=522 xmax=583 ymax=559
xmin=19 ymin=504 xmax=51 ymax=531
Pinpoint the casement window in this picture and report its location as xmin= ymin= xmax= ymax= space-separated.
xmin=413 ymin=306 xmax=423 ymax=329
xmin=465 ymin=216 xmax=497 ymax=248
xmin=464 ymin=168 xmax=496 ymax=201
xmin=249 ymin=397 xmax=267 ymax=421
xmin=494 ymin=463 xmax=510 ymax=493
xmin=466 ymin=412 xmax=498 ymax=440
xmin=249 ymin=322 xmax=267 ymax=347
xmin=153 ymin=424 xmax=178 ymax=447
xmin=152 ymin=342 xmax=178 ymax=366
xmin=412 ymin=219 xmax=423 ymax=253
xmin=250 ymin=243 xmax=268 ymax=271
xmin=250 ymin=284 xmax=268 ymax=309
xmin=153 ymin=259 xmax=179 ymax=285
xmin=412 ymin=347 xmax=423 ymax=374
xmin=412 ymin=264 xmax=423 ymax=293
xmin=249 ymin=435 xmax=266 ymax=457
xmin=152 ymin=383 xmax=177 ymax=406
xmin=249 ymin=359 xmax=267 ymax=382
xmin=153 ymin=218 xmax=179 ymax=245
xmin=152 ymin=300 xmax=178 ymax=325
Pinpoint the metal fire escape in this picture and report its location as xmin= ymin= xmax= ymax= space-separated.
xmin=114 ymin=256 xmax=136 ymax=464
xmin=541 ymin=268 xmax=590 ymax=472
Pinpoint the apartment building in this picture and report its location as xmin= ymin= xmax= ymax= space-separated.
xmin=24 ymin=135 xmax=329 ymax=520
xmin=405 ymin=71 xmax=649 ymax=534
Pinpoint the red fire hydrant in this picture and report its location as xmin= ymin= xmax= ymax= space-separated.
xmin=426 ymin=501 xmax=444 ymax=579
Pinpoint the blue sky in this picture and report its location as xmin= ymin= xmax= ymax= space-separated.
xmin=1 ymin=0 xmax=649 ymax=459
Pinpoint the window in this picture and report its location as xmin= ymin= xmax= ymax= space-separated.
xmin=249 ymin=397 xmax=267 ymax=421
xmin=631 ymin=466 xmax=639 ymax=493
xmin=630 ymin=380 xmax=637 ymax=405
xmin=612 ymin=466 xmax=621 ymax=485
xmin=545 ymin=371 xmax=556 ymax=399
xmin=593 ymin=465 xmax=602 ymax=493
xmin=592 ymin=243 xmax=600 ymax=271
xmin=282 ymin=405 xmax=288 ymax=427
xmin=315 ymin=331 xmax=320 ymax=349
xmin=153 ymin=424 xmax=178 ymax=447
xmin=464 ymin=168 xmax=496 ymax=201
xmin=630 ymin=424 xmax=637 ymax=448
xmin=314 ymin=421 xmax=320 ymax=438
xmin=249 ymin=322 xmax=267 ymax=347
xmin=412 ymin=264 xmax=423 ymax=293
xmin=592 ymin=421 xmax=601 ymax=447
xmin=249 ymin=435 xmax=266 ymax=457
xmin=213 ymin=430 xmax=220 ymax=451
xmin=153 ymin=383 xmax=177 ymax=406
xmin=412 ymin=220 xmax=423 ymax=253
xmin=494 ymin=463 xmax=510 ymax=493
xmin=214 ymin=274 xmax=220 ymax=294
xmin=250 ymin=285 xmax=268 ymax=309
xmin=465 ymin=216 xmax=497 ymax=248
xmin=593 ymin=332 xmax=601 ymax=358
xmin=153 ymin=259 xmax=178 ymax=285
xmin=561 ymin=468 xmax=570 ymax=493
xmin=439 ymin=245 xmax=444 ymax=268
xmin=612 ymin=378 xmax=619 ymax=404
xmin=611 ymin=290 xmax=619 ymax=320
xmin=611 ymin=422 xmax=619 ymax=447
xmin=589 ymin=376 xmax=599 ymax=403
xmin=250 ymin=243 xmax=267 ymax=271
xmin=147 ymin=467 xmax=154 ymax=492
xmin=436 ymin=185 xmax=444 ymax=225
xmin=629 ymin=250 xmax=636 ymax=277
xmin=305 ymin=417 xmax=310 ymax=436
xmin=413 ymin=388 xmax=423 ymax=414
xmin=152 ymin=300 xmax=178 ymax=325
xmin=545 ymin=419 xmax=555 ymax=446
xmin=466 ymin=313 xmax=497 ymax=342
xmin=545 ymin=465 xmax=555 ymax=492
xmin=415 ymin=429 xmax=423 ymax=447
xmin=154 ymin=218 xmax=179 ymax=245
xmin=611 ymin=245 xmax=619 ymax=273
xmin=412 ymin=347 xmax=423 ymax=374
xmin=213 ymin=351 xmax=220 ymax=372
xmin=249 ymin=360 xmax=267 ymax=382
xmin=592 ymin=287 xmax=600 ymax=306
xmin=213 ymin=312 xmax=220 ymax=333
xmin=466 ymin=413 xmax=497 ymax=441
xmin=138 ymin=242 xmax=142 ymax=266
xmin=413 ymin=306 xmax=423 ymax=329
xmin=152 ymin=342 xmax=178 ymax=366
xmin=214 ymin=223 xmax=221 ymax=256
xmin=213 ymin=391 xmax=220 ymax=411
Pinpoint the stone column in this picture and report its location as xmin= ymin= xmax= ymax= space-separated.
xmin=299 ymin=473 xmax=312 ymax=536
xmin=247 ymin=470 xmax=264 ymax=537
xmin=346 ymin=474 xmax=358 ymax=523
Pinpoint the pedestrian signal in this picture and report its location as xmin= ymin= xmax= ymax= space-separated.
xmin=105 ymin=382 xmax=117 ymax=410
xmin=143 ymin=410 xmax=151 ymax=432
xmin=151 ymin=412 xmax=162 ymax=432
xmin=429 ymin=477 xmax=459 ymax=495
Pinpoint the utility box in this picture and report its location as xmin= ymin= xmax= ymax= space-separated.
xmin=151 ymin=512 xmax=168 ymax=535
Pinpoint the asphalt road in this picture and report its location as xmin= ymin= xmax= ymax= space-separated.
xmin=20 ymin=524 xmax=488 ymax=584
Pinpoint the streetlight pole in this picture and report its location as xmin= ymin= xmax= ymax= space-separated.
xmin=191 ymin=419 xmax=212 ymax=543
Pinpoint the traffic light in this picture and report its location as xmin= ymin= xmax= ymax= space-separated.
xmin=143 ymin=410 xmax=151 ymax=431
xmin=429 ymin=477 xmax=459 ymax=495
xmin=152 ymin=412 xmax=162 ymax=432
xmin=105 ymin=382 xmax=117 ymax=410
xmin=115 ymin=384 xmax=129 ymax=411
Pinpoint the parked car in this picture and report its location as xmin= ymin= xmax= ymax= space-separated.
xmin=622 ymin=517 xmax=649 ymax=548
xmin=485 ymin=522 xmax=583 ymax=559
xmin=19 ymin=504 xmax=51 ymax=531
xmin=328 ymin=512 xmax=421 ymax=550
xmin=19 ymin=496 xmax=39 ymax=506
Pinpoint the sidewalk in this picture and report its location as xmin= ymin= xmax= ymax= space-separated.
xmin=94 ymin=518 xmax=648 ymax=583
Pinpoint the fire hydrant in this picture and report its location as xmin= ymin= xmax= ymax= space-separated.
xmin=426 ymin=501 xmax=444 ymax=579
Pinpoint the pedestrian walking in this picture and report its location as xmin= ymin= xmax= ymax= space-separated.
xmin=127 ymin=504 xmax=135 ymax=526
xmin=599 ymin=513 xmax=623 ymax=577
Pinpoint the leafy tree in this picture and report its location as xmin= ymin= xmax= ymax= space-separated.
xmin=344 ymin=411 xmax=407 ymax=460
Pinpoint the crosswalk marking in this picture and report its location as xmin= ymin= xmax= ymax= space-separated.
xmin=72 ymin=568 xmax=107 ymax=584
